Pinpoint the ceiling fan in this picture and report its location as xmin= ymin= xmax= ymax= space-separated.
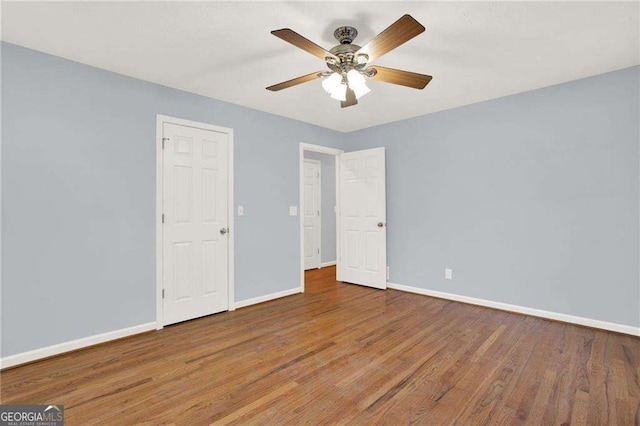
xmin=266 ymin=15 xmax=432 ymax=108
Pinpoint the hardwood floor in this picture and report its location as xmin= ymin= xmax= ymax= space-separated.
xmin=2 ymin=266 xmax=639 ymax=424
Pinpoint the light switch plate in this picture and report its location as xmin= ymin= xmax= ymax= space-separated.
xmin=445 ymin=268 xmax=453 ymax=280
xmin=289 ymin=206 xmax=298 ymax=216
xmin=237 ymin=206 xmax=244 ymax=216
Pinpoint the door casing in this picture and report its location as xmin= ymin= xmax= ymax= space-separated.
xmin=156 ymin=114 xmax=235 ymax=330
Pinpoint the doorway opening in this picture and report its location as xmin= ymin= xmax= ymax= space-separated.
xmin=300 ymin=143 xmax=388 ymax=293
xmin=299 ymin=143 xmax=343 ymax=292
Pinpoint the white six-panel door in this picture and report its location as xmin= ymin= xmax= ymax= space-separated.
xmin=162 ymin=122 xmax=229 ymax=326
xmin=303 ymin=159 xmax=321 ymax=270
xmin=338 ymin=148 xmax=387 ymax=289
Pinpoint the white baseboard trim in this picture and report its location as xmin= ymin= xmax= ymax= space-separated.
xmin=235 ymin=287 xmax=302 ymax=310
xmin=1 ymin=322 xmax=156 ymax=370
xmin=387 ymin=283 xmax=640 ymax=337
xmin=321 ymin=261 xmax=337 ymax=268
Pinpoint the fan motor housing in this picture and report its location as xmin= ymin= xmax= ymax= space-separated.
xmin=327 ymin=26 xmax=367 ymax=73
xmin=327 ymin=43 xmax=367 ymax=73
xmin=329 ymin=43 xmax=361 ymax=57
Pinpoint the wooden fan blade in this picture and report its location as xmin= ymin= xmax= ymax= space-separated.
xmin=356 ymin=15 xmax=425 ymax=62
xmin=341 ymin=87 xmax=358 ymax=108
xmin=271 ymin=29 xmax=337 ymax=61
xmin=266 ymin=71 xmax=324 ymax=91
xmin=369 ymin=66 xmax=432 ymax=89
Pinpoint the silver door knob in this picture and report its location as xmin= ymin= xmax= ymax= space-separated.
xmin=377 ymin=222 xmax=385 ymax=228
xmin=220 ymin=228 xmax=228 ymax=235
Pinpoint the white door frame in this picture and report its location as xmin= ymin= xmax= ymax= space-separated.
xmin=156 ymin=114 xmax=235 ymax=330
xmin=303 ymin=158 xmax=322 ymax=270
xmin=299 ymin=143 xmax=343 ymax=291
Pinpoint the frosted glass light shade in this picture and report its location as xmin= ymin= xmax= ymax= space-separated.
xmin=329 ymin=83 xmax=347 ymax=101
xmin=322 ymin=72 xmax=347 ymax=101
xmin=347 ymin=70 xmax=371 ymax=99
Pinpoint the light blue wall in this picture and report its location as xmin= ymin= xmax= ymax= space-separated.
xmin=0 ymin=42 xmax=345 ymax=357
xmin=303 ymin=151 xmax=336 ymax=264
xmin=347 ymin=66 xmax=640 ymax=327
xmin=2 ymin=41 xmax=638 ymax=359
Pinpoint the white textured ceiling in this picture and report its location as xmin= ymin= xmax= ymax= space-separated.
xmin=2 ymin=1 xmax=638 ymax=132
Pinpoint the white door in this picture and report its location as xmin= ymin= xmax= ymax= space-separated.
xmin=303 ymin=159 xmax=321 ymax=270
xmin=162 ymin=122 xmax=229 ymax=326
xmin=338 ymin=147 xmax=387 ymax=289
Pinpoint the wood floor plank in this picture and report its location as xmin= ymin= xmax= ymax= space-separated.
xmin=210 ymin=381 xmax=298 ymax=426
xmin=450 ymin=320 xmax=540 ymax=424
xmin=377 ymin=314 xmax=533 ymax=425
xmin=1 ymin=266 xmax=638 ymax=424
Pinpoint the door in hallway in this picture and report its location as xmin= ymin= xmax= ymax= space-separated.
xmin=303 ymin=159 xmax=321 ymax=270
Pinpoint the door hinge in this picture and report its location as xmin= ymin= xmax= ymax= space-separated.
xmin=317 ymin=210 xmax=320 ymax=216
xmin=162 ymin=289 xmax=165 ymax=299
xmin=317 ymin=172 xmax=320 ymax=178
xmin=318 ymin=248 xmax=320 ymax=254
xmin=162 ymin=213 xmax=165 ymax=223
xmin=162 ymin=137 xmax=169 ymax=149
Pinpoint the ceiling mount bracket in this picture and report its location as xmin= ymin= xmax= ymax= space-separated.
xmin=333 ymin=26 xmax=358 ymax=44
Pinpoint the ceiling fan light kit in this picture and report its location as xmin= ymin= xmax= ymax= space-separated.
xmin=266 ymin=15 xmax=433 ymax=108
xmin=322 ymin=72 xmax=348 ymax=101
xmin=347 ymin=70 xmax=371 ymax=99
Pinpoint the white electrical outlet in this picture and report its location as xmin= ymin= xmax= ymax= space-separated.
xmin=237 ymin=205 xmax=244 ymax=216
xmin=289 ymin=206 xmax=298 ymax=216
xmin=386 ymin=266 xmax=390 ymax=281
xmin=445 ymin=268 xmax=453 ymax=280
